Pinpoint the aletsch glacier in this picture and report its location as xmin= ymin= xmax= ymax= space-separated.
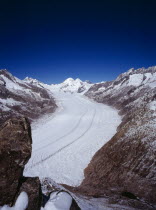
xmin=24 ymin=91 xmax=121 ymax=186
xmin=0 ymin=70 xmax=121 ymax=186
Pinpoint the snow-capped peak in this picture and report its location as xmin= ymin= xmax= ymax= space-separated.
xmin=49 ymin=77 xmax=93 ymax=93
xmin=62 ymin=78 xmax=82 ymax=85
xmin=23 ymin=77 xmax=45 ymax=88
xmin=75 ymin=78 xmax=82 ymax=82
xmin=63 ymin=78 xmax=75 ymax=84
xmin=24 ymin=77 xmax=40 ymax=83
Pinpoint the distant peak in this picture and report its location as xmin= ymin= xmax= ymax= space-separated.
xmin=24 ymin=77 xmax=39 ymax=83
xmin=24 ymin=77 xmax=33 ymax=81
xmin=63 ymin=78 xmax=83 ymax=84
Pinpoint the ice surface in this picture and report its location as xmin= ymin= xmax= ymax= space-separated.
xmin=24 ymin=91 xmax=121 ymax=186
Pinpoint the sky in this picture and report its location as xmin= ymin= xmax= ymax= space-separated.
xmin=0 ymin=0 xmax=156 ymax=84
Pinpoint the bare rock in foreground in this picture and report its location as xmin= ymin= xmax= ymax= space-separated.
xmin=0 ymin=117 xmax=41 ymax=210
xmin=15 ymin=176 xmax=42 ymax=210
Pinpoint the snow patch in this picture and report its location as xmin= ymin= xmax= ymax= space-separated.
xmin=150 ymin=101 xmax=156 ymax=111
xmin=128 ymin=74 xmax=143 ymax=86
xmin=0 ymin=192 xmax=28 ymax=210
xmin=41 ymin=192 xmax=72 ymax=210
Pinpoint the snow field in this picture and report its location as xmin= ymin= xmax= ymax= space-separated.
xmin=24 ymin=92 xmax=121 ymax=186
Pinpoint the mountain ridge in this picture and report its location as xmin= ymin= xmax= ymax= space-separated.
xmin=0 ymin=69 xmax=57 ymax=124
xmin=73 ymin=66 xmax=156 ymax=207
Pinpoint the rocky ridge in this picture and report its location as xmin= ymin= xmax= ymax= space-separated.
xmin=0 ymin=70 xmax=57 ymax=125
xmin=76 ymin=66 xmax=156 ymax=207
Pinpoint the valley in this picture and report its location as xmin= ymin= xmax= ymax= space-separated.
xmin=24 ymin=91 xmax=121 ymax=186
xmin=0 ymin=67 xmax=156 ymax=209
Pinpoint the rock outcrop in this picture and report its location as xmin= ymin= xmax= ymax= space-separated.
xmin=0 ymin=117 xmax=41 ymax=209
xmin=15 ymin=176 xmax=42 ymax=210
xmin=0 ymin=117 xmax=32 ymax=205
xmin=78 ymin=67 xmax=156 ymax=206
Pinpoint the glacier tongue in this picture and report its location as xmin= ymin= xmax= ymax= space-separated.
xmin=24 ymin=91 xmax=121 ymax=186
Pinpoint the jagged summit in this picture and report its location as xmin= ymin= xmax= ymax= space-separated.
xmin=24 ymin=76 xmax=38 ymax=82
xmin=23 ymin=77 xmax=41 ymax=84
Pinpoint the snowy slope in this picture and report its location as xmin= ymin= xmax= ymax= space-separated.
xmin=24 ymin=91 xmax=121 ymax=186
xmin=79 ymin=66 xmax=156 ymax=205
xmin=41 ymin=191 xmax=72 ymax=210
xmin=0 ymin=70 xmax=56 ymax=124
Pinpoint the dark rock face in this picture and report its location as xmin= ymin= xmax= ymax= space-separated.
xmin=77 ymin=86 xmax=85 ymax=93
xmin=16 ymin=177 xmax=42 ymax=210
xmin=78 ymin=67 xmax=156 ymax=205
xmin=0 ymin=117 xmax=42 ymax=209
xmin=0 ymin=117 xmax=32 ymax=205
xmin=70 ymin=198 xmax=81 ymax=210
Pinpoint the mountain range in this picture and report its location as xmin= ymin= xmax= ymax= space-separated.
xmin=0 ymin=70 xmax=92 ymax=124
xmin=0 ymin=67 xmax=156 ymax=209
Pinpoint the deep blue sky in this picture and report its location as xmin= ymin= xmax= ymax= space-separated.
xmin=0 ymin=0 xmax=156 ymax=83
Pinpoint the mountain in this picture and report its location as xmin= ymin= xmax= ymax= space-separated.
xmin=0 ymin=70 xmax=92 ymax=124
xmin=49 ymin=78 xmax=93 ymax=93
xmin=76 ymin=66 xmax=156 ymax=206
xmin=0 ymin=67 xmax=156 ymax=208
xmin=24 ymin=77 xmax=93 ymax=93
xmin=0 ymin=70 xmax=57 ymax=124
xmin=23 ymin=77 xmax=45 ymax=87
